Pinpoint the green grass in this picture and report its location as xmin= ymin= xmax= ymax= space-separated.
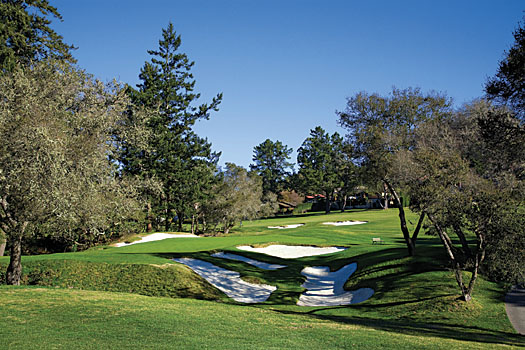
xmin=0 ymin=209 xmax=523 ymax=349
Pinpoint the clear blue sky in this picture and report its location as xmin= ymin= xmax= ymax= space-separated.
xmin=52 ymin=0 xmax=523 ymax=168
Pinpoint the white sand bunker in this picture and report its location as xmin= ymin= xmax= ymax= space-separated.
xmin=297 ymin=263 xmax=374 ymax=306
xmin=323 ymin=221 xmax=367 ymax=226
xmin=212 ymin=252 xmax=287 ymax=270
xmin=174 ymin=258 xmax=276 ymax=303
xmin=237 ymin=245 xmax=346 ymax=259
xmin=115 ymin=232 xmax=199 ymax=247
xmin=267 ymin=224 xmax=304 ymax=229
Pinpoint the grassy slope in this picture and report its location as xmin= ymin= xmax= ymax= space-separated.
xmin=0 ymin=209 xmax=523 ymax=349
xmin=0 ymin=287 xmax=521 ymax=350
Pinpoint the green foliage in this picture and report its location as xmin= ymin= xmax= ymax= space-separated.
xmin=0 ymin=0 xmax=75 ymax=71
xmin=486 ymin=16 xmax=525 ymax=120
xmin=0 ymin=61 xmax=143 ymax=283
xmin=337 ymin=87 xmax=452 ymax=187
xmin=250 ymin=139 xmax=293 ymax=195
xmin=293 ymin=202 xmax=312 ymax=214
xmin=296 ymin=126 xmax=344 ymax=213
xmin=123 ymin=22 xmax=221 ymax=231
xmin=200 ymin=163 xmax=270 ymax=234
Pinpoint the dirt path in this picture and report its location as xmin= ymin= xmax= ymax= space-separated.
xmin=505 ymin=285 xmax=525 ymax=335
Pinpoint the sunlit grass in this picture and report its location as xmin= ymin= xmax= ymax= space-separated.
xmin=0 ymin=209 xmax=522 ymax=348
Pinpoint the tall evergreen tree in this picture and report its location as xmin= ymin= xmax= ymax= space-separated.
xmin=250 ymin=139 xmax=293 ymax=196
xmin=485 ymin=16 xmax=525 ymax=121
xmin=296 ymin=127 xmax=343 ymax=214
xmin=124 ymin=22 xmax=222 ymax=231
xmin=0 ymin=0 xmax=75 ymax=71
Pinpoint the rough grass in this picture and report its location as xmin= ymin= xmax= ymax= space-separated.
xmin=0 ymin=287 xmax=522 ymax=350
xmin=0 ymin=260 xmax=224 ymax=301
xmin=0 ymin=209 xmax=522 ymax=349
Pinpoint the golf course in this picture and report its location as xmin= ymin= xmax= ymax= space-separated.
xmin=1 ymin=209 xmax=522 ymax=349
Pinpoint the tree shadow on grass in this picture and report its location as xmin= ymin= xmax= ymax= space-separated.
xmin=264 ymin=305 xmax=524 ymax=347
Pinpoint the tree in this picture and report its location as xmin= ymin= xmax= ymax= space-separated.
xmin=200 ymin=163 xmax=267 ymax=234
xmin=0 ymin=61 xmax=142 ymax=285
xmin=123 ymin=22 xmax=222 ymax=232
xmin=398 ymin=108 xmax=524 ymax=301
xmin=0 ymin=0 xmax=75 ymax=255
xmin=333 ymin=141 xmax=359 ymax=212
xmin=485 ymin=17 xmax=525 ymax=121
xmin=296 ymin=127 xmax=343 ymax=214
xmin=0 ymin=0 xmax=75 ymax=71
xmin=250 ymin=139 xmax=293 ymax=196
xmin=450 ymin=100 xmax=524 ymax=286
xmin=337 ymin=87 xmax=452 ymax=256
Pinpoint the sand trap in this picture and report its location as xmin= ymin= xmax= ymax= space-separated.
xmin=212 ymin=252 xmax=287 ymax=270
xmin=322 ymin=221 xmax=367 ymax=226
xmin=115 ymin=232 xmax=199 ymax=247
xmin=174 ymin=258 xmax=276 ymax=303
xmin=297 ymin=264 xmax=374 ymax=306
xmin=267 ymin=224 xmax=304 ymax=229
xmin=237 ymin=245 xmax=346 ymax=259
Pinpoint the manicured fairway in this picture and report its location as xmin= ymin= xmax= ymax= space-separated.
xmin=0 ymin=209 xmax=523 ymax=349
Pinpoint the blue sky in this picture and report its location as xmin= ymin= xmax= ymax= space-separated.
xmin=52 ymin=0 xmax=523 ymax=168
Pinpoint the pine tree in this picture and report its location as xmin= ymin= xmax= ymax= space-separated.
xmin=124 ymin=23 xmax=222 ymax=231
xmin=250 ymin=139 xmax=293 ymax=196
xmin=0 ymin=0 xmax=75 ymax=71
xmin=296 ymin=127 xmax=343 ymax=214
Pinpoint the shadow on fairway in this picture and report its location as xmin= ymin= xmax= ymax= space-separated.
xmin=268 ymin=307 xmax=524 ymax=347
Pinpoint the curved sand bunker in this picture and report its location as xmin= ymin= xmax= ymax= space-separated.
xmin=174 ymin=258 xmax=276 ymax=303
xmin=322 ymin=221 xmax=367 ymax=226
xmin=267 ymin=224 xmax=304 ymax=229
xmin=237 ymin=245 xmax=346 ymax=259
xmin=115 ymin=232 xmax=199 ymax=247
xmin=297 ymin=263 xmax=374 ymax=306
xmin=212 ymin=252 xmax=287 ymax=270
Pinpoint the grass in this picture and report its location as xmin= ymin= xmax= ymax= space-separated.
xmin=0 ymin=209 xmax=523 ymax=349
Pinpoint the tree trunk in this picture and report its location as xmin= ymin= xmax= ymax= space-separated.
xmin=340 ymin=194 xmax=347 ymax=212
xmin=453 ymin=225 xmax=472 ymax=258
xmin=383 ymin=183 xmax=389 ymax=209
xmin=324 ymin=191 xmax=331 ymax=214
xmin=177 ymin=212 xmax=183 ymax=232
xmin=411 ymin=211 xmax=426 ymax=244
xmin=383 ymin=179 xmax=415 ymax=256
xmin=427 ymin=213 xmax=477 ymax=302
xmin=6 ymin=234 xmax=23 ymax=285
xmin=0 ymin=239 xmax=5 ymax=256
xmin=146 ymin=202 xmax=153 ymax=232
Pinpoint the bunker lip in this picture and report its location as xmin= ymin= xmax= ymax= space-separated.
xmin=115 ymin=232 xmax=199 ymax=247
xmin=174 ymin=246 xmax=371 ymax=306
xmin=297 ymin=264 xmax=374 ymax=306
xmin=174 ymin=258 xmax=276 ymax=303
xmin=212 ymin=252 xmax=287 ymax=270
xmin=267 ymin=224 xmax=304 ymax=229
xmin=236 ymin=244 xmax=346 ymax=259
xmin=322 ymin=221 xmax=367 ymax=226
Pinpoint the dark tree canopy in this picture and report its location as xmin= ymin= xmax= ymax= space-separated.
xmin=0 ymin=0 xmax=75 ymax=70
xmin=296 ymin=126 xmax=343 ymax=214
xmin=123 ymin=22 xmax=221 ymax=232
xmin=250 ymin=139 xmax=293 ymax=196
xmin=486 ymin=17 xmax=525 ymax=120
